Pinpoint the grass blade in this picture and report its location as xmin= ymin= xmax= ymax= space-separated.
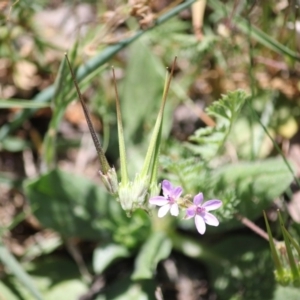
xmin=0 ymin=100 xmax=50 ymax=108
xmin=208 ymin=0 xmax=300 ymax=61
xmin=0 ymin=241 xmax=43 ymax=300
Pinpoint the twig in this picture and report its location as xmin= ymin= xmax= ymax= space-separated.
xmin=235 ymin=213 xmax=279 ymax=244
xmin=65 ymin=239 xmax=92 ymax=283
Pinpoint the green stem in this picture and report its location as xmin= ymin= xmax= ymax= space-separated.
xmin=65 ymin=54 xmax=110 ymax=174
xmin=112 ymin=68 xmax=129 ymax=185
xmin=247 ymin=101 xmax=300 ymax=189
xmin=141 ymin=60 xmax=176 ymax=178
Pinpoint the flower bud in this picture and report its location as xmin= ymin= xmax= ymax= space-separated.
xmin=99 ymin=167 xmax=119 ymax=195
xmin=118 ymin=175 xmax=150 ymax=216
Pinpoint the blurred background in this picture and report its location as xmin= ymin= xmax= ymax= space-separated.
xmin=0 ymin=1 xmax=300 ymax=299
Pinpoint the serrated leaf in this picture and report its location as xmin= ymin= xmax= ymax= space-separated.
xmin=131 ymin=231 xmax=172 ymax=280
xmin=206 ymin=90 xmax=247 ymax=124
xmin=160 ymin=156 xmax=206 ymax=193
xmin=187 ymin=90 xmax=247 ymax=161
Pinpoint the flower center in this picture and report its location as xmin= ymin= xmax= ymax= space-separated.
xmin=167 ymin=196 xmax=175 ymax=204
xmin=196 ymin=206 xmax=205 ymax=215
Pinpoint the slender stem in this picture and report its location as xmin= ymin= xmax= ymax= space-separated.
xmin=247 ymin=101 xmax=300 ymax=189
xmin=112 ymin=67 xmax=129 ymax=185
xmin=65 ymin=239 xmax=92 ymax=284
xmin=141 ymin=58 xmax=177 ymax=178
xmin=65 ymin=54 xmax=110 ymax=173
xmin=235 ymin=213 xmax=278 ymax=243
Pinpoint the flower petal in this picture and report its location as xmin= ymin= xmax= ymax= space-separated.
xmin=162 ymin=180 xmax=172 ymax=197
xmin=158 ymin=204 xmax=171 ymax=218
xmin=193 ymin=193 xmax=204 ymax=206
xmin=171 ymin=186 xmax=183 ymax=199
xmin=170 ymin=203 xmax=179 ymax=216
xmin=202 ymin=200 xmax=222 ymax=211
xmin=149 ymin=196 xmax=169 ymax=206
xmin=195 ymin=215 xmax=206 ymax=234
xmin=185 ymin=206 xmax=196 ymax=219
xmin=203 ymin=212 xmax=219 ymax=226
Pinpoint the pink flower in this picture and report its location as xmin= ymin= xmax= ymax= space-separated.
xmin=185 ymin=193 xmax=222 ymax=235
xmin=149 ymin=180 xmax=182 ymax=218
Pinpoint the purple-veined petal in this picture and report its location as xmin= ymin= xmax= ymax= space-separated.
xmin=202 ymin=200 xmax=222 ymax=211
xmin=193 ymin=193 xmax=204 ymax=206
xmin=170 ymin=203 xmax=179 ymax=216
xmin=203 ymin=212 xmax=219 ymax=226
xmin=149 ymin=196 xmax=169 ymax=206
xmin=171 ymin=186 xmax=183 ymax=199
xmin=162 ymin=180 xmax=172 ymax=197
xmin=158 ymin=204 xmax=171 ymax=218
xmin=185 ymin=206 xmax=197 ymax=219
xmin=195 ymin=215 xmax=206 ymax=234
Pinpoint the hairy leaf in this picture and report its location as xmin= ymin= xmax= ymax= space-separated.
xmin=23 ymin=169 xmax=125 ymax=240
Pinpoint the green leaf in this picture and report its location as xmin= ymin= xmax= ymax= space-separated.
xmin=0 ymin=99 xmax=50 ymax=108
xmin=234 ymin=14 xmax=300 ymax=61
xmin=160 ymin=156 xmax=206 ymax=193
xmin=42 ymin=50 xmax=75 ymax=168
xmin=0 ymin=136 xmax=30 ymax=152
xmin=131 ymin=231 xmax=172 ymax=280
xmin=274 ymin=286 xmax=300 ymax=300
xmin=23 ymin=168 xmax=125 ymax=240
xmin=212 ymin=157 xmax=295 ymax=226
xmin=172 ymin=232 xmax=275 ymax=300
xmin=174 ymin=157 xmax=294 ymax=232
xmin=0 ymin=241 xmax=43 ymax=300
xmin=23 ymin=235 xmax=63 ymax=261
xmin=113 ymin=68 xmax=129 ymax=186
xmin=209 ymin=235 xmax=275 ymax=300
xmin=263 ymin=211 xmax=284 ymax=279
xmin=95 ymin=277 xmax=157 ymax=300
xmin=1 ymin=256 xmax=87 ymax=300
xmin=278 ymin=212 xmax=300 ymax=283
xmin=187 ymin=90 xmax=248 ymax=161
xmin=93 ymin=243 xmax=130 ymax=275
